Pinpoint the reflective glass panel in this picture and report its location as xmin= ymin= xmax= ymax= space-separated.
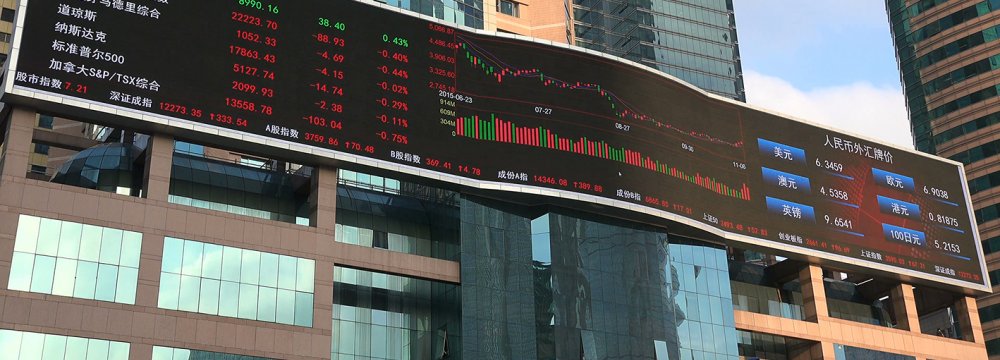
xmin=0 ymin=329 xmax=129 ymax=360
xmin=7 ymin=215 xmax=141 ymax=304
xmin=158 ymin=237 xmax=314 ymax=326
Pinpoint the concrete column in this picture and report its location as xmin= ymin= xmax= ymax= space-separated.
xmin=791 ymin=341 xmax=836 ymax=360
xmin=799 ymin=265 xmax=828 ymax=322
xmin=142 ymin=133 xmax=173 ymax=201
xmin=0 ymin=107 xmax=36 ymax=180
xmin=310 ymin=166 xmax=337 ymax=231
xmin=129 ymin=342 xmax=153 ymax=360
xmin=955 ymin=296 xmax=985 ymax=344
xmin=134 ymin=234 xmax=165 ymax=308
xmin=889 ymin=283 xmax=920 ymax=332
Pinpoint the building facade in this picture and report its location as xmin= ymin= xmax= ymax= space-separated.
xmin=887 ymin=0 xmax=1000 ymax=357
xmin=377 ymin=0 xmax=745 ymax=101
xmin=0 ymin=109 xmax=989 ymax=359
xmin=0 ymin=0 xmax=988 ymax=359
xmin=567 ymin=0 xmax=745 ymax=100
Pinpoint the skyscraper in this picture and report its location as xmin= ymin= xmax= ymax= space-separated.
xmin=569 ymin=0 xmax=745 ymax=101
xmin=376 ymin=0 xmax=745 ymax=101
xmin=887 ymin=0 xmax=1000 ymax=356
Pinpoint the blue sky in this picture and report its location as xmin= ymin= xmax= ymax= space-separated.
xmin=731 ymin=1 xmax=913 ymax=148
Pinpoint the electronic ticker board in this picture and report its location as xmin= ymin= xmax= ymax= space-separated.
xmin=4 ymin=0 xmax=989 ymax=291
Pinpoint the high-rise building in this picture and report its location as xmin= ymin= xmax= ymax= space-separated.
xmin=886 ymin=0 xmax=1000 ymax=357
xmin=376 ymin=0 xmax=745 ymax=101
xmin=0 ymin=0 xmax=989 ymax=359
xmin=568 ymin=0 xmax=745 ymax=101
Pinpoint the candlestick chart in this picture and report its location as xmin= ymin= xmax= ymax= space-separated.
xmin=448 ymin=32 xmax=753 ymax=203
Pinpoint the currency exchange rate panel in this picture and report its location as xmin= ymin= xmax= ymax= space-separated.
xmin=8 ymin=0 xmax=985 ymax=288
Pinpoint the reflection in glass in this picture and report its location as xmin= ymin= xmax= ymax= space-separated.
xmin=335 ymin=174 xmax=461 ymax=261
xmin=152 ymin=345 xmax=271 ymax=360
xmin=460 ymin=198 xmax=736 ymax=359
xmin=115 ymin=266 xmax=138 ymax=304
xmin=220 ymin=281 xmax=240 ymax=318
xmin=57 ymin=222 xmax=82 ymax=259
xmin=158 ymin=237 xmax=314 ymax=326
xmin=79 ymin=225 xmax=103 ymax=262
xmin=162 ymin=237 xmax=183 ymax=274
xmin=20 ymin=332 xmax=44 ymax=360
xmin=241 ymin=251 xmax=261 ymax=285
xmin=108 ymin=342 xmax=130 ymax=360
xmin=333 ymin=267 xmax=459 ymax=359
xmin=8 ymin=215 xmax=141 ymax=304
xmin=118 ymin=231 xmax=140 ymax=267
xmin=182 ymin=241 xmax=204 ymax=277
xmin=199 ymin=278 xmax=221 ymax=314
xmin=179 ymin=275 xmax=202 ymax=312
xmin=99 ymin=228 xmax=123 ymax=265
xmin=296 ymin=258 xmax=314 ymax=292
xmin=239 ymin=283 xmax=259 ymax=319
xmin=86 ymin=338 xmax=110 ymax=359
xmin=158 ymin=272 xmax=180 ymax=309
xmin=52 ymin=258 xmax=77 ymax=297
xmin=222 ymin=247 xmax=242 ymax=282
xmin=257 ymin=286 xmax=277 ymax=322
xmin=278 ymin=255 xmax=297 ymax=290
xmin=202 ymin=243 xmax=224 ymax=280
xmin=74 ymin=261 xmax=99 ymax=299
xmin=295 ymin=292 xmax=313 ymax=327
xmin=259 ymin=252 xmax=278 ymax=287
xmin=36 ymin=218 xmax=61 ymax=256
xmin=41 ymin=334 xmax=67 ymax=360
xmin=95 ymin=264 xmax=119 ymax=302
xmin=29 ymin=255 xmax=56 ymax=294
xmin=0 ymin=330 xmax=129 ymax=360
xmin=8 ymin=252 xmax=34 ymax=291
xmin=14 ymin=216 xmax=40 ymax=253
xmin=65 ymin=337 xmax=89 ymax=357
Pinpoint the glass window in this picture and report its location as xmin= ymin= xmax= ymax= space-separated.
xmin=988 ymin=337 xmax=1000 ymax=356
xmin=36 ymin=114 xmax=54 ymax=129
xmin=0 ymin=329 xmax=129 ymax=360
xmin=152 ymin=346 xmax=271 ymax=360
xmin=334 ymin=173 xmax=460 ymax=261
xmin=7 ymin=214 xmax=142 ymax=304
xmin=333 ymin=267 xmax=459 ymax=359
xmin=0 ymin=8 xmax=14 ymax=22
xmin=834 ymin=344 xmax=915 ymax=360
xmin=169 ymin=141 xmax=312 ymax=226
xmin=158 ymin=237 xmax=315 ymax=327
xmin=984 ymin=235 xmax=1000 ymax=255
xmin=497 ymin=0 xmax=519 ymax=17
xmin=915 ymin=24 xmax=1000 ymax=70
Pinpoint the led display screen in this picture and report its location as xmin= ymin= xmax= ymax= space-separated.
xmin=4 ymin=0 xmax=988 ymax=289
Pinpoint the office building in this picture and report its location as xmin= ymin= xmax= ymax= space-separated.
xmin=0 ymin=0 xmax=988 ymax=359
xmin=376 ymin=0 xmax=745 ymax=101
xmin=887 ymin=0 xmax=1000 ymax=357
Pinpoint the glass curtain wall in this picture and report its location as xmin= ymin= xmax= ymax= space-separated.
xmin=459 ymin=196 xmax=738 ymax=359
